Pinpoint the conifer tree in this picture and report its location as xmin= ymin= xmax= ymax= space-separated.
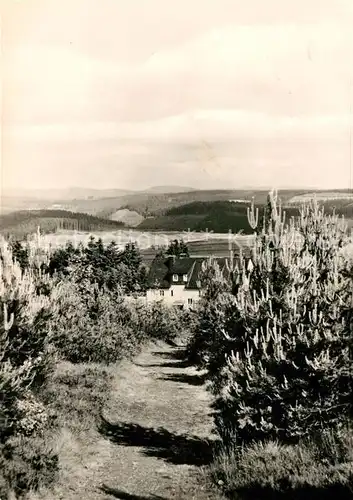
xmin=192 ymin=191 xmax=353 ymax=444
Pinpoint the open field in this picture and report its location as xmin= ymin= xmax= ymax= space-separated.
xmin=26 ymin=229 xmax=255 ymax=252
xmin=288 ymin=191 xmax=353 ymax=203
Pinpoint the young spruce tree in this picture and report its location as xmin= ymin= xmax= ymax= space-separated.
xmin=198 ymin=191 xmax=353 ymax=444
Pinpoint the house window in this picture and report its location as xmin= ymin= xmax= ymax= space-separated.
xmin=171 ymin=290 xmax=174 ymax=296
xmin=160 ymin=290 xmax=164 ymax=296
xmin=188 ymin=298 xmax=193 ymax=305
xmin=172 ymin=274 xmax=178 ymax=282
xmin=183 ymin=274 xmax=188 ymax=282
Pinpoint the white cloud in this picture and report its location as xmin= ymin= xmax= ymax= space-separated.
xmin=4 ymin=20 xmax=353 ymax=124
xmin=2 ymin=3 xmax=353 ymax=190
xmin=5 ymin=110 xmax=351 ymax=144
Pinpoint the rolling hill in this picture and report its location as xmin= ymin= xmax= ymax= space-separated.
xmin=0 ymin=210 xmax=124 ymax=239
xmin=142 ymin=185 xmax=197 ymax=194
xmin=120 ymin=190 xmax=272 ymax=216
xmin=3 ymin=188 xmax=353 ymax=235
xmin=135 ymin=196 xmax=353 ymax=234
xmin=2 ymin=187 xmax=135 ymax=201
xmin=0 ymin=185 xmax=199 ymax=215
xmin=117 ymin=189 xmax=344 ymax=218
xmin=137 ymin=201 xmax=301 ymax=233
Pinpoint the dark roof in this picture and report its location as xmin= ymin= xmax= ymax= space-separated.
xmin=169 ymin=257 xmax=196 ymax=275
xmin=185 ymin=259 xmax=203 ymax=289
xmin=147 ymin=256 xmax=171 ymax=289
xmin=147 ymin=254 xmax=248 ymax=290
xmin=147 ymin=256 xmax=203 ymax=289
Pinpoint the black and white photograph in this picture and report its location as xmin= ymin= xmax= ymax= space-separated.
xmin=1 ymin=1 xmax=353 ymax=498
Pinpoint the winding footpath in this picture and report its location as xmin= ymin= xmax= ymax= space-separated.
xmin=42 ymin=341 xmax=225 ymax=500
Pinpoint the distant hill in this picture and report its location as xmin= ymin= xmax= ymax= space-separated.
xmin=120 ymin=190 xmax=271 ymax=217
xmin=137 ymin=200 xmax=300 ymax=233
xmin=288 ymin=191 xmax=353 ymax=204
xmin=3 ymin=188 xmax=353 ymax=224
xmin=1 ymin=185 xmax=199 ymax=216
xmin=0 ymin=210 xmax=124 ymax=239
xmin=137 ymin=196 xmax=353 ymax=233
xmin=57 ymin=188 xmax=352 ymax=220
xmin=2 ymin=187 xmax=135 ymax=201
xmin=3 ymin=185 xmax=197 ymax=200
xmin=143 ymin=185 xmax=198 ymax=194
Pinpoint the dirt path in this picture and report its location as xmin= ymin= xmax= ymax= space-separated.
xmin=45 ymin=341 xmax=224 ymax=500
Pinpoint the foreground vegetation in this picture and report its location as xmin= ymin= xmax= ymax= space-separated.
xmin=186 ymin=191 xmax=353 ymax=498
xmin=1 ymin=190 xmax=353 ymax=498
xmin=0 ymin=235 xmax=190 ymax=498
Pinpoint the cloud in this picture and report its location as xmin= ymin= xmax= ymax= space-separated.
xmin=5 ymin=110 xmax=351 ymax=143
xmin=4 ymin=20 xmax=353 ymax=124
xmin=2 ymin=1 xmax=353 ymax=190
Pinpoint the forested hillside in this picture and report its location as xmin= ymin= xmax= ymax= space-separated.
xmin=137 ymin=201 xmax=301 ymax=233
xmin=0 ymin=210 xmax=124 ymax=238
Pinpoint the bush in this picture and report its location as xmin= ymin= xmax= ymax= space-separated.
xmin=137 ymin=301 xmax=184 ymax=343
xmin=42 ymin=363 xmax=114 ymax=432
xmin=210 ymin=427 xmax=353 ymax=499
xmin=50 ymin=276 xmax=145 ymax=363
xmin=0 ymin=238 xmax=57 ymax=393
xmin=189 ymin=191 xmax=353 ymax=445
xmin=0 ymin=435 xmax=59 ymax=498
xmin=51 ymin=268 xmax=190 ymax=364
xmin=0 ymin=249 xmax=55 ymax=441
xmin=186 ymin=260 xmax=233 ymax=379
xmin=0 ymin=237 xmax=59 ymax=497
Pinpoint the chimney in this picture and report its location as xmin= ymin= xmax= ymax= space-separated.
xmin=166 ymin=254 xmax=176 ymax=269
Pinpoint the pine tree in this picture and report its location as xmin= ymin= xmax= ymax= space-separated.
xmin=166 ymin=239 xmax=190 ymax=257
xmin=193 ymin=191 xmax=353 ymax=444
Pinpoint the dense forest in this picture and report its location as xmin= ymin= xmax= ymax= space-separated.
xmin=137 ymin=201 xmax=301 ymax=233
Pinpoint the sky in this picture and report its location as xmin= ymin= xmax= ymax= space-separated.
xmin=2 ymin=0 xmax=353 ymax=191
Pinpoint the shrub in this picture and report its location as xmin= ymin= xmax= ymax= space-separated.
xmin=0 ymin=237 xmax=59 ymax=497
xmin=210 ymin=427 xmax=353 ymax=499
xmin=186 ymin=260 xmax=233 ymax=379
xmin=190 ymin=191 xmax=353 ymax=444
xmin=51 ymin=277 xmax=143 ymax=364
xmin=51 ymin=266 xmax=190 ymax=364
xmin=0 ymin=238 xmax=57 ymax=392
xmin=0 ymin=435 xmax=59 ymax=498
xmin=137 ymin=301 xmax=183 ymax=343
xmin=42 ymin=363 xmax=114 ymax=432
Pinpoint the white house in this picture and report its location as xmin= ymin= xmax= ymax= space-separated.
xmin=146 ymin=254 xmax=234 ymax=309
xmin=146 ymin=255 xmax=206 ymax=309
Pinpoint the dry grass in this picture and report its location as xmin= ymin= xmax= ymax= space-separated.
xmin=209 ymin=428 xmax=353 ymax=499
xmin=42 ymin=361 xmax=116 ymax=432
xmin=24 ymin=361 xmax=116 ymax=499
